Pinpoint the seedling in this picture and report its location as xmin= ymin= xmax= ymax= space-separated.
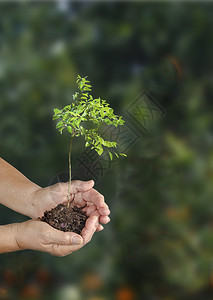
xmin=53 ymin=75 xmax=126 ymax=207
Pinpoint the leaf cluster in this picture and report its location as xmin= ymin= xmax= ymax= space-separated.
xmin=53 ymin=75 xmax=126 ymax=159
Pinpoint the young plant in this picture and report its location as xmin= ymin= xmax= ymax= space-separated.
xmin=53 ymin=75 xmax=126 ymax=207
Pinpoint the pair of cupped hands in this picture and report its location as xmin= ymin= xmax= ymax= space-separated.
xmin=16 ymin=180 xmax=110 ymax=257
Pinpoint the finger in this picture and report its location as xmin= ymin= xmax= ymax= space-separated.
xmin=83 ymin=189 xmax=106 ymax=209
xmin=96 ymin=224 xmax=104 ymax=232
xmin=73 ymin=188 xmax=108 ymax=210
xmin=81 ymin=215 xmax=99 ymax=245
xmin=83 ymin=205 xmax=96 ymax=216
xmin=42 ymin=225 xmax=83 ymax=246
xmin=99 ymin=216 xmax=111 ymax=224
xmin=70 ymin=180 xmax=94 ymax=194
xmin=50 ymin=243 xmax=83 ymax=257
xmin=98 ymin=207 xmax=111 ymax=216
xmin=71 ymin=194 xmax=87 ymax=207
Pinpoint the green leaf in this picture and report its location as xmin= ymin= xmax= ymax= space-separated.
xmin=96 ymin=145 xmax=103 ymax=155
xmin=59 ymin=127 xmax=64 ymax=134
xmin=99 ymin=137 xmax=104 ymax=144
xmin=67 ymin=126 xmax=73 ymax=134
xmin=56 ymin=121 xmax=63 ymax=129
xmin=109 ymin=152 xmax=113 ymax=160
xmin=119 ymin=153 xmax=127 ymax=157
xmin=53 ymin=108 xmax=61 ymax=114
xmin=63 ymin=105 xmax=71 ymax=111
xmin=53 ymin=115 xmax=60 ymax=120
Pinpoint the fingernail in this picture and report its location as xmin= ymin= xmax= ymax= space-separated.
xmin=72 ymin=236 xmax=82 ymax=245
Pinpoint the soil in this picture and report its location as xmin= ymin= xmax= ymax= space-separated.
xmin=39 ymin=204 xmax=88 ymax=234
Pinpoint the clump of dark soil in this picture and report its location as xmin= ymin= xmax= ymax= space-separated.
xmin=39 ymin=204 xmax=88 ymax=234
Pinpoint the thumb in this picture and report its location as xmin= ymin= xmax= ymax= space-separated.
xmin=46 ymin=226 xmax=83 ymax=246
xmin=69 ymin=180 xmax=94 ymax=193
xmin=81 ymin=215 xmax=99 ymax=245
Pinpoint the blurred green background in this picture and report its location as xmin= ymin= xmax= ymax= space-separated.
xmin=1 ymin=2 xmax=213 ymax=300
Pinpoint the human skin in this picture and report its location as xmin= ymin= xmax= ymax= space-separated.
xmin=0 ymin=158 xmax=110 ymax=256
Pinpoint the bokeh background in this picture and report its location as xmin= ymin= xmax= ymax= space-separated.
xmin=0 ymin=1 xmax=213 ymax=300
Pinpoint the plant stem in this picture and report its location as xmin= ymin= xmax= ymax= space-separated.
xmin=67 ymin=136 xmax=74 ymax=208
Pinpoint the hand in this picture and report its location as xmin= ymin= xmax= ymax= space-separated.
xmin=32 ymin=180 xmax=110 ymax=233
xmin=14 ymin=218 xmax=98 ymax=257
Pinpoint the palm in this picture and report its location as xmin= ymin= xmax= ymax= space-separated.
xmin=33 ymin=180 xmax=110 ymax=234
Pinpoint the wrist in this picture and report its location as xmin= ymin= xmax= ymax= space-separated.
xmin=12 ymin=223 xmax=22 ymax=251
xmin=0 ymin=223 xmax=22 ymax=254
xmin=13 ymin=222 xmax=26 ymax=251
xmin=29 ymin=186 xmax=42 ymax=219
